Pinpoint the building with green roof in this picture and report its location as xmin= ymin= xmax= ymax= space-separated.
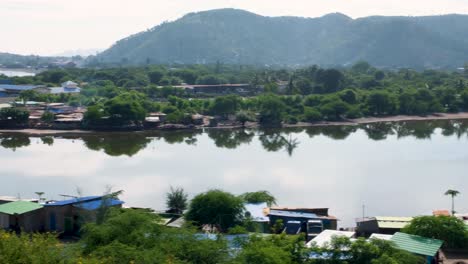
xmin=391 ymin=232 xmax=443 ymax=264
xmin=0 ymin=201 xmax=44 ymax=232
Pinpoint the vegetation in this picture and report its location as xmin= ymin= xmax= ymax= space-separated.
xmin=90 ymin=9 xmax=468 ymax=68
xmin=0 ymin=108 xmax=29 ymax=124
xmin=185 ymin=189 xmax=245 ymax=232
xmin=166 ymin=186 xmax=188 ymax=215
xmin=3 ymin=61 xmax=468 ymax=129
xmin=241 ymin=191 xmax=277 ymax=206
xmin=444 ymin=189 xmax=460 ymax=215
xmin=402 ymin=216 xmax=468 ymax=249
xmin=308 ymin=236 xmax=424 ymax=264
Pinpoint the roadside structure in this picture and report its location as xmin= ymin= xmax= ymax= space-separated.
xmin=0 ymin=201 xmax=44 ymax=232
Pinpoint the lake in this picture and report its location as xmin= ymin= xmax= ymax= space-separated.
xmin=0 ymin=69 xmax=37 ymax=77
xmin=1 ymin=120 xmax=467 ymax=227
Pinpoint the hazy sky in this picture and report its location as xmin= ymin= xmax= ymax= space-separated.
xmin=2 ymin=0 xmax=468 ymax=56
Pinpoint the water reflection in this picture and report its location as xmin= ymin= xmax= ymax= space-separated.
xmin=1 ymin=120 xmax=468 ymax=156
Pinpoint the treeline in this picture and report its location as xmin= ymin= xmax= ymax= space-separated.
xmin=4 ymin=62 xmax=468 ymax=126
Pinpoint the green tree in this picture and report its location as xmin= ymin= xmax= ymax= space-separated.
xmin=105 ymin=93 xmax=147 ymax=124
xmin=147 ymin=69 xmax=165 ymax=84
xmin=402 ymin=216 xmax=468 ymax=249
xmin=166 ymin=186 xmax=188 ymax=215
xmin=445 ymin=189 xmax=460 ymax=215
xmin=185 ymin=189 xmax=245 ymax=232
xmin=303 ymin=107 xmax=322 ymax=122
xmin=365 ymin=91 xmax=397 ymax=116
xmin=320 ymin=100 xmax=350 ymax=121
xmin=235 ymin=110 xmax=256 ymax=127
xmin=257 ymin=94 xmax=286 ymax=126
xmin=41 ymin=111 xmax=55 ymax=123
xmin=19 ymin=90 xmax=39 ymax=104
xmin=0 ymin=108 xmax=29 ymax=124
xmin=209 ymin=95 xmax=241 ymax=117
xmin=240 ymin=191 xmax=277 ymax=206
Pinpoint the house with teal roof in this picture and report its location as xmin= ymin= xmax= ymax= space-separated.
xmin=0 ymin=201 xmax=44 ymax=232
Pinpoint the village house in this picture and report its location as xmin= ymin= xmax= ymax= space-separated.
xmin=0 ymin=201 xmax=44 ymax=232
xmin=43 ymin=196 xmax=124 ymax=235
xmin=0 ymin=84 xmax=47 ymax=97
xmin=48 ymin=81 xmax=81 ymax=94
xmin=356 ymin=216 xmax=413 ymax=237
xmin=391 ymin=232 xmax=443 ymax=264
xmin=172 ymin=84 xmax=255 ymax=95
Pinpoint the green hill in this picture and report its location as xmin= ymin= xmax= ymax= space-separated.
xmin=93 ymin=9 xmax=468 ymax=68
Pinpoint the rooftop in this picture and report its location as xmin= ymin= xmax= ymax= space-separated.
xmin=391 ymin=232 xmax=443 ymax=257
xmin=44 ymin=196 xmax=102 ymax=206
xmin=268 ymin=209 xmax=318 ymax=219
xmin=0 ymin=84 xmax=40 ymax=91
xmin=73 ymin=198 xmax=124 ymax=211
xmin=0 ymin=201 xmax=43 ymax=215
xmin=306 ymin=230 xmax=356 ymax=248
xmin=375 ymin=216 xmax=413 ymax=229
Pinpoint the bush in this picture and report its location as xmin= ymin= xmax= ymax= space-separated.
xmin=303 ymin=107 xmax=322 ymax=122
xmin=41 ymin=111 xmax=55 ymax=123
xmin=185 ymin=189 xmax=245 ymax=232
xmin=0 ymin=108 xmax=29 ymax=124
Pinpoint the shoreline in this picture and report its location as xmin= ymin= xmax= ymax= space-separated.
xmin=1 ymin=112 xmax=468 ymax=136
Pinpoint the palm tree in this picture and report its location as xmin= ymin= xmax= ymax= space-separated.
xmin=35 ymin=192 xmax=44 ymax=203
xmin=445 ymin=189 xmax=460 ymax=215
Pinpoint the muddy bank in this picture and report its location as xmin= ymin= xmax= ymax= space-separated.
xmin=2 ymin=112 xmax=468 ymax=136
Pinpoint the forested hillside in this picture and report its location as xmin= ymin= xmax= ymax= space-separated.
xmin=93 ymin=9 xmax=468 ymax=68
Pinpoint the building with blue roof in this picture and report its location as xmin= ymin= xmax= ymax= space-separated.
xmin=48 ymin=80 xmax=81 ymax=94
xmin=0 ymin=84 xmax=47 ymax=97
xmin=43 ymin=195 xmax=124 ymax=235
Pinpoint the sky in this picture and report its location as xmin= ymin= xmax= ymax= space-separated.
xmin=2 ymin=0 xmax=468 ymax=56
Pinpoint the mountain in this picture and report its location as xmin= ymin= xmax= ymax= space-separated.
xmin=55 ymin=48 xmax=103 ymax=57
xmin=94 ymin=9 xmax=468 ymax=68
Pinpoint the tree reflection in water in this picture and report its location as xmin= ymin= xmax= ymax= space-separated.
xmin=1 ymin=120 xmax=468 ymax=156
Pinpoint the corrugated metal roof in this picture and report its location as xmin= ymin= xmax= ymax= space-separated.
xmin=0 ymin=84 xmax=38 ymax=91
xmin=369 ymin=233 xmax=393 ymax=241
xmin=306 ymin=230 xmax=355 ymax=248
xmin=73 ymin=199 xmax=123 ymax=211
xmin=0 ymin=201 xmax=43 ymax=215
xmin=269 ymin=209 xmax=317 ymax=219
xmin=391 ymin=232 xmax=443 ymax=257
xmin=375 ymin=216 xmax=413 ymax=222
xmin=375 ymin=216 xmax=412 ymax=229
xmin=49 ymin=87 xmax=81 ymax=94
xmin=44 ymin=196 xmax=101 ymax=206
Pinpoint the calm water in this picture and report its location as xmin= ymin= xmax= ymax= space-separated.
xmin=1 ymin=120 xmax=467 ymax=227
xmin=0 ymin=69 xmax=36 ymax=77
